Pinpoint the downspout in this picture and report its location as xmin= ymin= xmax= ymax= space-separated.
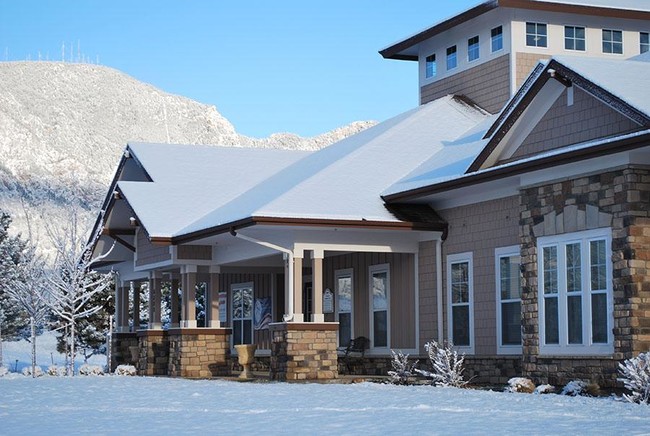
xmin=436 ymin=237 xmax=444 ymax=342
xmin=230 ymin=230 xmax=295 ymax=322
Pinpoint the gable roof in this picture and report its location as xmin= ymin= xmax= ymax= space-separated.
xmin=111 ymin=96 xmax=488 ymax=244
xmin=380 ymin=0 xmax=650 ymax=61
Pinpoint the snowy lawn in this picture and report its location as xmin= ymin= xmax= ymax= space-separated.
xmin=1 ymin=376 xmax=649 ymax=435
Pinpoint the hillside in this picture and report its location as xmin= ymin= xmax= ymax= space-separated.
xmin=0 ymin=61 xmax=374 ymax=249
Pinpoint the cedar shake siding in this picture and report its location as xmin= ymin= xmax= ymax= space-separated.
xmin=135 ymin=229 xmax=171 ymax=267
xmin=507 ymin=87 xmax=640 ymax=163
xmin=323 ymin=252 xmax=416 ymax=350
xmin=420 ymin=54 xmax=510 ymax=113
xmin=177 ymin=245 xmax=212 ymax=261
xmin=418 ymin=240 xmax=438 ymax=352
xmin=439 ymin=196 xmax=520 ymax=355
xmin=515 ymin=52 xmax=551 ymax=89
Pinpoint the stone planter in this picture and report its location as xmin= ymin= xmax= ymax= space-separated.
xmin=235 ymin=344 xmax=257 ymax=379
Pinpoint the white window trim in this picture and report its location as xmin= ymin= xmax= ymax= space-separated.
xmin=231 ymin=282 xmax=254 ymax=348
xmin=446 ymin=45 xmax=458 ymax=71
xmin=467 ymin=35 xmax=480 ymax=63
xmin=525 ymin=21 xmax=549 ymax=49
xmin=563 ymin=24 xmax=587 ymax=52
xmin=537 ymin=228 xmax=614 ymax=356
xmin=602 ymin=28 xmax=624 ymax=56
xmin=495 ymin=246 xmax=522 ymax=355
xmin=335 ymin=268 xmax=354 ymax=346
xmin=369 ymin=263 xmax=390 ymax=351
xmin=425 ymin=53 xmax=437 ymax=79
xmin=491 ymin=25 xmax=504 ymax=53
xmin=447 ymin=252 xmax=474 ymax=354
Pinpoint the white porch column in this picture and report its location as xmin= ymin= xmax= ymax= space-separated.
xmin=170 ymin=275 xmax=180 ymax=328
xmin=293 ymin=249 xmax=304 ymax=322
xmin=207 ymin=266 xmax=221 ymax=328
xmin=311 ymin=249 xmax=324 ymax=322
xmin=132 ymin=281 xmax=141 ymax=332
xmin=181 ymin=265 xmax=197 ymax=328
xmin=148 ymin=271 xmax=163 ymax=330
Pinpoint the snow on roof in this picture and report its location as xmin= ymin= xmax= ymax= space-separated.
xmin=120 ymin=97 xmax=488 ymax=239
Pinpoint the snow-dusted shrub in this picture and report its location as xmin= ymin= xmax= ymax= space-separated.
xmin=22 ymin=365 xmax=44 ymax=377
xmin=0 ymin=366 xmax=8 ymax=377
xmin=534 ymin=384 xmax=555 ymax=395
xmin=47 ymin=365 xmax=67 ymax=376
xmin=561 ymin=380 xmax=599 ymax=397
xmin=387 ymin=350 xmax=418 ymax=385
xmin=114 ymin=365 xmax=137 ymax=376
xmin=505 ymin=377 xmax=535 ymax=393
xmin=618 ymin=351 xmax=650 ymax=405
xmin=415 ymin=340 xmax=467 ymax=388
xmin=79 ymin=364 xmax=104 ymax=376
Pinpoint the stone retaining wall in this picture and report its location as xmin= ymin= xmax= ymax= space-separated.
xmin=137 ymin=330 xmax=169 ymax=376
xmin=111 ymin=332 xmax=138 ymax=371
xmin=167 ymin=328 xmax=231 ymax=378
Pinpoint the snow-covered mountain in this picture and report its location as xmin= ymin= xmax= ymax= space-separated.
xmin=0 ymin=61 xmax=375 ymax=250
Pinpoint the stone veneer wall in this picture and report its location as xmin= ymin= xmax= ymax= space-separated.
xmin=111 ymin=332 xmax=139 ymax=371
xmin=270 ymin=322 xmax=338 ymax=381
xmin=520 ymin=166 xmax=650 ymax=388
xmin=137 ymin=330 xmax=169 ymax=376
xmin=167 ymin=328 xmax=231 ymax=378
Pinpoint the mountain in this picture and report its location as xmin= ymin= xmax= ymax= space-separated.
xmin=0 ymin=61 xmax=375 ymax=252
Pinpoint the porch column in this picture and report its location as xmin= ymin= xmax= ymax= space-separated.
xmin=148 ymin=271 xmax=163 ymax=330
xmin=132 ymin=281 xmax=141 ymax=332
xmin=311 ymin=249 xmax=324 ymax=322
xmin=207 ymin=266 xmax=221 ymax=328
xmin=181 ymin=265 xmax=197 ymax=328
xmin=293 ymin=250 xmax=304 ymax=322
xmin=116 ymin=284 xmax=128 ymax=332
xmin=170 ymin=275 xmax=180 ymax=328
xmin=121 ymin=285 xmax=130 ymax=332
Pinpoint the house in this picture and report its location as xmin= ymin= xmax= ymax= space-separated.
xmin=94 ymin=0 xmax=650 ymax=386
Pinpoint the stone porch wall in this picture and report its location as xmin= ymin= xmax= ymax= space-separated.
xmin=270 ymin=322 xmax=338 ymax=381
xmin=111 ymin=332 xmax=139 ymax=371
xmin=520 ymin=166 xmax=650 ymax=388
xmin=137 ymin=330 xmax=169 ymax=376
xmin=167 ymin=328 xmax=231 ymax=378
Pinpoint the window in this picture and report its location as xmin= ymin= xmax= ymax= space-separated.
xmin=491 ymin=26 xmax=503 ymax=52
xmin=369 ymin=264 xmax=389 ymax=348
xmin=335 ymin=269 xmax=353 ymax=347
xmin=446 ymin=45 xmax=457 ymax=70
xmin=526 ymin=22 xmax=547 ymax=47
xmin=602 ymin=29 xmax=623 ymax=54
xmin=425 ymin=53 xmax=437 ymax=78
xmin=232 ymin=283 xmax=253 ymax=346
xmin=565 ymin=26 xmax=586 ymax=51
xmin=496 ymin=246 xmax=522 ymax=354
xmin=447 ymin=253 xmax=473 ymax=352
xmin=538 ymin=228 xmax=613 ymax=355
xmin=641 ymin=32 xmax=649 ymax=53
xmin=468 ymin=35 xmax=480 ymax=62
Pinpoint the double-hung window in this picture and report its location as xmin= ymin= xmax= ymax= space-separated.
xmin=335 ymin=269 xmax=353 ymax=347
xmin=491 ymin=26 xmax=503 ymax=52
xmin=565 ymin=26 xmax=586 ymax=51
xmin=369 ymin=264 xmax=389 ymax=349
xmin=446 ymin=45 xmax=457 ymax=70
xmin=425 ymin=54 xmax=437 ymax=78
xmin=232 ymin=283 xmax=253 ymax=346
xmin=448 ymin=253 xmax=473 ymax=352
xmin=526 ymin=22 xmax=547 ymax=47
xmin=641 ymin=32 xmax=649 ymax=54
xmin=602 ymin=29 xmax=623 ymax=54
xmin=538 ymin=228 xmax=613 ymax=355
xmin=468 ymin=36 xmax=480 ymax=62
xmin=496 ymin=246 xmax=522 ymax=354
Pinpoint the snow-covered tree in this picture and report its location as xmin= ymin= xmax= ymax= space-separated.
xmin=388 ymin=350 xmax=418 ymax=385
xmin=44 ymin=211 xmax=114 ymax=376
xmin=619 ymin=352 xmax=650 ymax=405
xmin=416 ymin=340 xmax=468 ymax=388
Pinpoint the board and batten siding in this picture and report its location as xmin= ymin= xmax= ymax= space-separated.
xmin=323 ymin=252 xmax=416 ymax=350
xmin=439 ymin=195 xmax=520 ymax=355
xmin=135 ymin=229 xmax=171 ymax=267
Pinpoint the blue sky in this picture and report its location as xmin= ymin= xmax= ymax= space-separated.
xmin=0 ymin=1 xmax=477 ymax=138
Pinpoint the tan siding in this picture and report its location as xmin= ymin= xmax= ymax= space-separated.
xmin=507 ymin=87 xmax=640 ymax=162
xmin=135 ymin=229 xmax=171 ymax=267
xmin=418 ymin=240 xmax=438 ymax=353
xmin=177 ymin=245 xmax=212 ymax=260
xmin=323 ymin=252 xmax=416 ymax=350
xmin=439 ymin=196 xmax=520 ymax=355
xmin=420 ymin=54 xmax=510 ymax=114
xmin=515 ymin=52 xmax=551 ymax=89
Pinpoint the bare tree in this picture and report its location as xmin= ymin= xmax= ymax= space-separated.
xmin=45 ymin=211 xmax=114 ymax=376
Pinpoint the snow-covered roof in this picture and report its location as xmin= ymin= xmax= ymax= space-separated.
xmin=118 ymin=97 xmax=489 ymax=239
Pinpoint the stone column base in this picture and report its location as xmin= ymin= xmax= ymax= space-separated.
xmin=111 ymin=332 xmax=138 ymax=372
xmin=137 ymin=330 xmax=169 ymax=376
xmin=270 ymin=322 xmax=339 ymax=381
xmin=167 ymin=328 xmax=232 ymax=378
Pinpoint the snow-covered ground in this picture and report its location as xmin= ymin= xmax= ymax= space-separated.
xmin=0 ymin=377 xmax=649 ymax=434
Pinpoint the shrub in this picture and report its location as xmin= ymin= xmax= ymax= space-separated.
xmin=114 ymin=365 xmax=137 ymax=376
xmin=388 ymin=350 xmax=418 ymax=385
xmin=22 ymin=366 xmax=44 ymax=377
xmin=561 ymin=380 xmax=599 ymax=397
xmin=79 ymin=364 xmax=105 ymax=376
xmin=47 ymin=365 xmax=67 ymax=376
xmin=505 ymin=377 xmax=535 ymax=393
xmin=415 ymin=340 xmax=467 ymax=388
xmin=533 ymin=384 xmax=555 ymax=395
xmin=618 ymin=351 xmax=650 ymax=405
